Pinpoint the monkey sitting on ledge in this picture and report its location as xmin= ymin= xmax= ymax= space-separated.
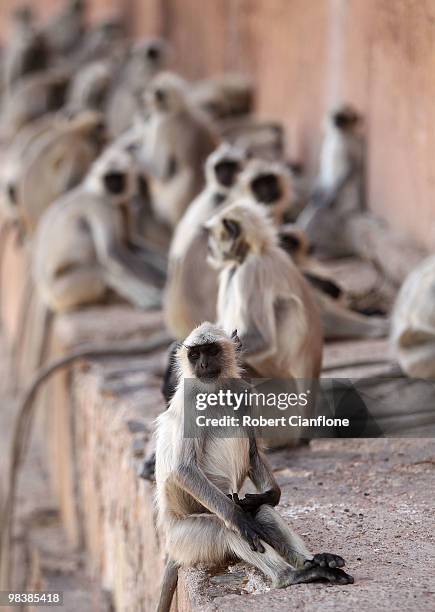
xmin=154 ymin=323 xmax=353 ymax=611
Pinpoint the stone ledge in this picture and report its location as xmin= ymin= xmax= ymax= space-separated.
xmin=68 ymin=344 xmax=435 ymax=611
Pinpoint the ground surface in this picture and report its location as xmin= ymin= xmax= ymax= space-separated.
xmin=180 ymin=438 xmax=435 ymax=611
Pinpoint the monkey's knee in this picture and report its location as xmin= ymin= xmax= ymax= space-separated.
xmin=166 ymin=515 xmax=230 ymax=566
xmin=45 ymin=270 xmax=106 ymax=312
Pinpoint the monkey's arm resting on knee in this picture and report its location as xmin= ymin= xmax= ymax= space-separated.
xmin=174 ymin=440 xmax=271 ymax=551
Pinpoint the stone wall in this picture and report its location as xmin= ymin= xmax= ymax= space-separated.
xmin=1 ymin=0 xmax=433 ymax=247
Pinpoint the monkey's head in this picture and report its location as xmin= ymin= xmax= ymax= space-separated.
xmin=12 ymin=4 xmax=33 ymax=26
xmin=330 ymin=105 xmax=361 ymax=131
xmin=278 ymin=224 xmax=310 ymax=265
xmin=179 ymin=323 xmax=241 ymax=380
xmin=70 ymin=0 xmax=86 ymax=13
xmin=130 ymin=38 xmax=167 ymax=76
xmin=205 ymin=143 xmax=246 ymax=193
xmin=205 ymin=200 xmax=277 ymax=269
xmin=145 ymin=72 xmax=188 ymax=115
xmin=86 ymin=146 xmax=136 ymax=204
xmin=236 ymin=159 xmax=293 ymax=223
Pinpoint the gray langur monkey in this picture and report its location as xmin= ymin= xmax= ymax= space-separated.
xmin=164 ymin=142 xmax=247 ymax=340
xmin=66 ymin=59 xmax=115 ymax=112
xmin=0 ymin=69 xmax=71 ymax=140
xmin=234 ymin=158 xmax=293 ymax=224
xmin=106 ymin=38 xmax=167 ymax=138
xmin=63 ymin=16 xmax=127 ymax=73
xmin=297 ymin=105 xmax=364 ymax=257
xmin=42 ymin=0 xmax=87 ymax=57
xmin=154 ymin=323 xmax=353 ymax=611
xmin=391 ymin=254 xmax=435 ymax=378
xmin=33 ymin=144 xmax=166 ymax=314
xmin=3 ymin=5 xmax=51 ymax=93
xmin=206 ymin=202 xmax=323 ymax=449
xmin=279 ymin=225 xmax=390 ymax=340
xmin=11 ymin=144 xmax=166 ymax=387
xmin=14 ymin=109 xmax=106 ymax=235
xmin=0 ymin=114 xmax=61 ymax=219
xmin=139 ymin=71 xmax=219 ymax=229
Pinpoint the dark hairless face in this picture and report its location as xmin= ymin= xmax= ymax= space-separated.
xmin=146 ymin=45 xmax=160 ymax=61
xmin=251 ymin=173 xmax=282 ymax=204
xmin=7 ymin=184 xmax=17 ymax=206
xmin=214 ymin=160 xmax=240 ymax=188
xmin=187 ymin=342 xmax=223 ymax=379
xmin=103 ymin=172 xmax=127 ymax=195
xmin=333 ymin=110 xmax=359 ymax=130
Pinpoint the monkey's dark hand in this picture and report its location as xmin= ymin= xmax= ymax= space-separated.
xmin=304 ymin=553 xmax=346 ymax=569
xmin=229 ymin=490 xmax=280 ymax=513
xmin=233 ymin=507 xmax=270 ymax=553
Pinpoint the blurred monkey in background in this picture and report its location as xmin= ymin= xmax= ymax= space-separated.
xmin=297 ymin=105 xmax=364 ymax=258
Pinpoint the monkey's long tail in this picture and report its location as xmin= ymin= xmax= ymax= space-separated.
xmin=156 ymin=559 xmax=179 ymax=612
xmin=0 ymin=329 xmax=172 ymax=590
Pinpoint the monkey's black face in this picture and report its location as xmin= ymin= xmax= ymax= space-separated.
xmin=103 ymin=172 xmax=127 ymax=195
xmin=146 ymin=45 xmax=160 ymax=62
xmin=7 ymin=184 xmax=17 ymax=206
xmin=154 ymin=88 xmax=168 ymax=109
xmin=214 ymin=160 xmax=240 ymax=188
xmin=251 ymin=173 xmax=282 ymax=204
xmin=187 ymin=343 xmax=222 ymax=379
xmin=332 ymin=110 xmax=359 ymax=130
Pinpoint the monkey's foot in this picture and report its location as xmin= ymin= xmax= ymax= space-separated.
xmin=139 ymin=453 xmax=156 ymax=481
xmin=304 ymin=552 xmax=345 ymax=569
xmin=274 ymin=566 xmax=354 ymax=588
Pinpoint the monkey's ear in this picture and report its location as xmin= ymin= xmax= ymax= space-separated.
xmin=231 ymin=329 xmax=242 ymax=352
xmin=223 ymin=218 xmax=241 ymax=239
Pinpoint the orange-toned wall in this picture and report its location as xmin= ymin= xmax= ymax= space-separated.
xmin=1 ymin=0 xmax=434 ymax=249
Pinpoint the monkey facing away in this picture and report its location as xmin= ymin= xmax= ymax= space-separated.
xmin=154 ymin=323 xmax=353 ymax=611
xmin=32 ymin=145 xmax=164 ymax=314
xmin=391 ymin=254 xmax=435 ymax=378
xmin=297 ymin=105 xmax=364 ymax=257
xmin=106 ymin=38 xmax=167 ymax=138
xmin=2 ymin=5 xmax=51 ymax=93
xmin=207 ymin=201 xmax=323 ymax=380
xmin=42 ymin=0 xmax=86 ymax=57
xmin=14 ymin=109 xmax=106 ymax=235
xmin=164 ymin=142 xmax=246 ymax=339
xmin=138 ymin=71 xmax=219 ymax=229
xmin=0 ymin=69 xmax=71 ymax=140
xmin=205 ymin=201 xmax=323 ymax=448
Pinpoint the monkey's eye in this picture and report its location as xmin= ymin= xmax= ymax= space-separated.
xmin=147 ymin=46 xmax=160 ymax=61
xmin=206 ymin=344 xmax=221 ymax=357
xmin=188 ymin=348 xmax=200 ymax=362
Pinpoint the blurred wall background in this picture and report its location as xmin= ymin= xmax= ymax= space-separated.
xmin=1 ymin=0 xmax=434 ymax=249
